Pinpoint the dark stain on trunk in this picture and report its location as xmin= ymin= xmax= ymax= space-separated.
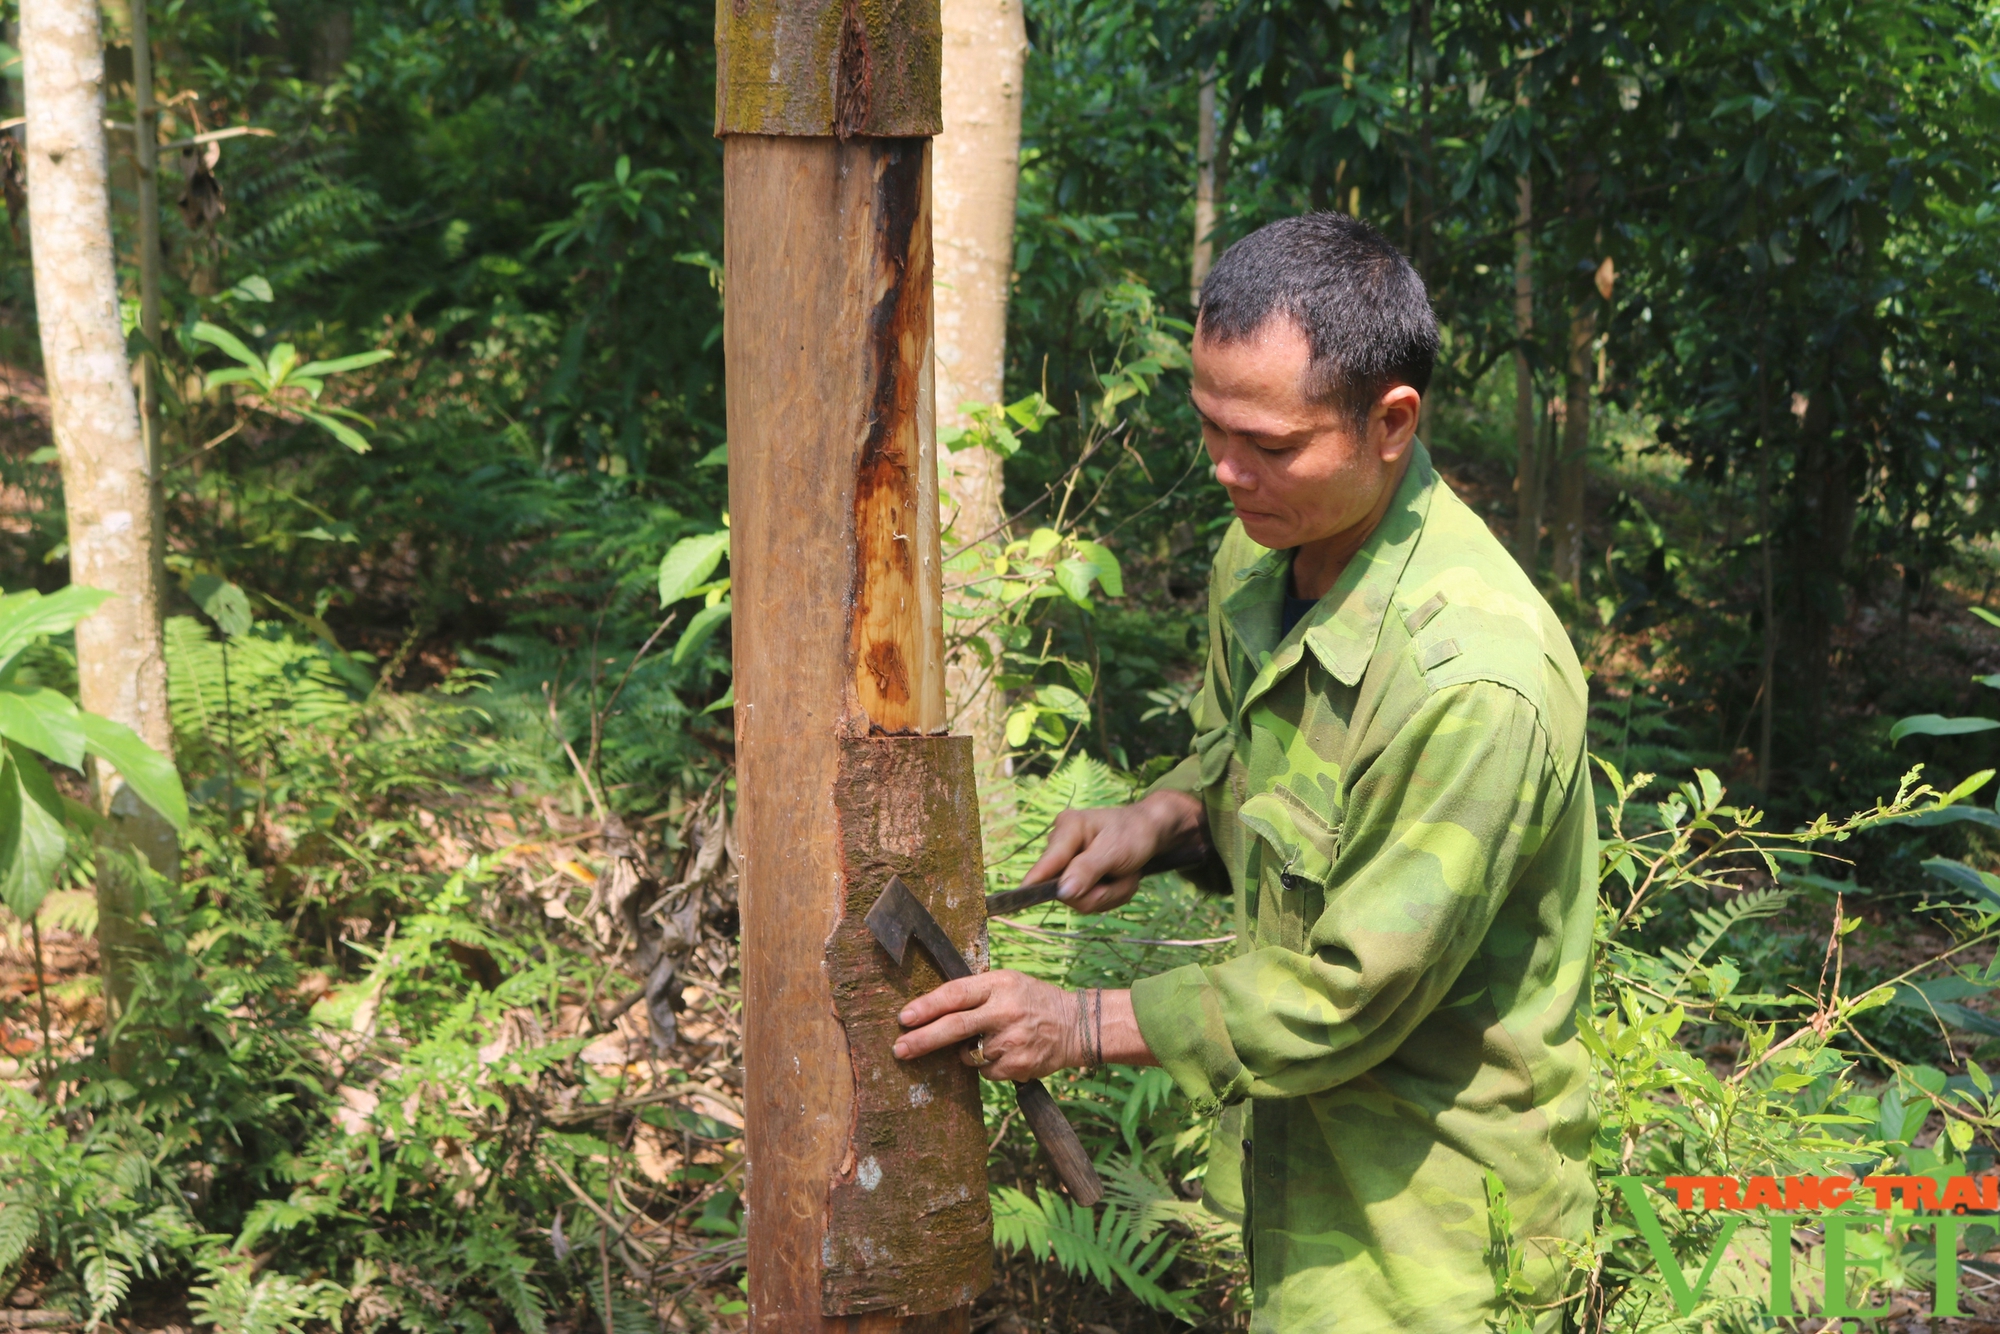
xmin=847 ymin=139 xmax=930 ymax=730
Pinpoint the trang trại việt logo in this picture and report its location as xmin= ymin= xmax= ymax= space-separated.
xmin=1612 ymin=1175 xmax=1997 ymax=1320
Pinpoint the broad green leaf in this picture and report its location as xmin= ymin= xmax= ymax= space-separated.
xmin=298 ymin=409 xmax=372 ymax=454
xmin=1004 ymin=705 xmax=1036 ymax=748
xmin=0 ymin=585 xmax=114 ymax=675
xmin=267 ymin=342 xmax=299 ymax=384
xmin=1054 ymin=558 xmax=1099 ymax=606
xmin=203 ymin=367 xmax=261 ymax=391
xmin=1945 ymin=769 xmax=1997 ymax=803
xmin=1923 ymin=857 xmax=2000 ymax=910
xmin=1880 ymin=805 xmax=2000 ymax=831
xmin=292 ymin=349 xmax=395 ymax=378
xmin=0 ymin=685 xmax=85 ymax=768
xmin=1034 ymin=684 xmax=1091 ymax=722
xmin=0 ymin=743 xmax=70 ymax=918
xmin=1889 ymin=714 xmax=2000 ymax=744
xmin=76 ymin=713 xmax=188 ymax=834
xmin=191 ymin=321 xmax=265 ymax=372
xmin=1074 ymin=541 xmax=1125 ymax=598
xmin=1026 ymin=528 xmax=1062 ymax=560
xmin=658 ymin=531 xmax=730 ymax=607
xmin=225 ymin=275 xmax=274 ymax=303
xmin=1977 ymin=674 xmax=2000 ymax=690
xmin=190 ymin=574 xmax=254 ymax=638
xmin=1973 ymin=607 xmax=2000 ymax=630
xmin=672 ymin=601 xmax=732 ymax=666
xmin=700 ymin=684 xmax=734 ymax=715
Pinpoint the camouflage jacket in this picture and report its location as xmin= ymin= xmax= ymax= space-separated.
xmin=1131 ymin=445 xmax=1598 ymax=1332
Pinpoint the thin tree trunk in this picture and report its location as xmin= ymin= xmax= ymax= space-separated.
xmin=1190 ymin=8 xmax=1218 ymax=300
xmin=21 ymin=0 xmax=178 ymax=1034
xmin=130 ymin=0 xmax=162 ymax=555
xmin=1753 ymin=271 xmax=1775 ymax=790
xmin=935 ymin=0 xmax=1027 ymax=778
xmin=1510 ymin=171 xmax=1540 ymax=566
xmin=1550 ymin=288 xmax=1596 ymax=595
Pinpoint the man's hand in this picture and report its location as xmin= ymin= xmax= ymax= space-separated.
xmin=893 ymin=970 xmax=1081 ymax=1081
xmin=1022 ymin=789 xmax=1205 ymax=915
xmin=894 ymin=973 xmax=1158 ymax=1078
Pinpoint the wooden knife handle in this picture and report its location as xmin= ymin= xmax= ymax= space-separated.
xmin=1012 ymin=1078 xmax=1104 ymax=1206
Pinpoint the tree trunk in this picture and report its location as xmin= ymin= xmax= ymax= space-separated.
xmin=1190 ymin=0 xmax=1218 ymax=298
xmin=129 ymin=0 xmax=162 ymax=550
xmin=1549 ymin=301 xmax=1595 ymax=594
xmin=1781 ymin=377 xmax=1861 ymax=732
xmin=21 ymin=0 xmax=178 ymax=1031
xmin=1510 ymin=171 xmax=1540 ymax=566
xmin=934 ymin=0 xmax=1026 ymax=780
xmin=719 ymin=2 xmax=993 ymax=1326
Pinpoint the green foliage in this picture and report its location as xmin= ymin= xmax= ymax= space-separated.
xmin=0 ymin=589 xmax=189 ymax=918
xmin=991 ymin=1185 xmax=1196 ymax=1319
xmin=192 ymin=322 xmax=394 ymax=454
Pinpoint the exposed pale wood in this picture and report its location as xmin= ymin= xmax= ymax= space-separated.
xmin=725 ymin=132 xmax=981 ymax=1329
xmin=848 ymin=141 xmax=946 ymax=734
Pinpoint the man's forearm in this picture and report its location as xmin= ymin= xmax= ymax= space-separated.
xmin=1098 ymin=989 xmax=1156 ymax=1066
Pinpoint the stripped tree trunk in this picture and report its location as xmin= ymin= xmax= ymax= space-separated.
xmin=1510 ymin=171 xmax=1541 ymax=566
xmin=934 ymin=0 xmax=1027 ymax=779
xmin=21 ymin=0 xmax=178 ymax=1031
xmin=718 ymin=1 xmax=992 ymax=1326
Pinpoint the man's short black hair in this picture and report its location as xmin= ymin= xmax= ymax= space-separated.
xmin=1197 ymin=213 xmax=1439 ymax=425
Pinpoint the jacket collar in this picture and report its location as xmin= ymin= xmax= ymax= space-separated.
xmin=1220 ymin=444 xmax=1436 ymax=717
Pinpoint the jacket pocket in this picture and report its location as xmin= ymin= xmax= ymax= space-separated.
xmin=1235 ymin=787 xmax=1341 ymax=889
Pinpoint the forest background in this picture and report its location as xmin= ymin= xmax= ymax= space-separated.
xmin=4 ymin=0 xmax=2000 ymax=1329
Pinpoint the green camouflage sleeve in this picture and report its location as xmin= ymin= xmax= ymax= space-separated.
xmin=1131 ymin=680 xmax=1571 ymax=1109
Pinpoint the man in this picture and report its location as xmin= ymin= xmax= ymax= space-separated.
xmin=894 ymin=214 xmax=1597 ymax=1331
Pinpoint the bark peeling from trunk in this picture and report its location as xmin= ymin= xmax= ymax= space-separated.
xmin=821 ymin=734 xmax=992 ymax=1315
xmin=716 ymin=0 xmax=941 ymax=138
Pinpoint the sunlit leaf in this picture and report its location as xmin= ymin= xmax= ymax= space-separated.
xmin=0 ymin=685 xmax=85 ymax=768
xmin=0 ymin=585 xmax=115 ymax=675
xmin=76 ymin=713 xmax=188 ymax=834
xmin=191 ymin=321 xmax=265 ymax=373
xmin=0 ymin=742 xmax=70 ymax=919
xmin=658 ymin=531 xmax=730 ymax=607
xmin=672 ymin=601 xmax=732 ymax=666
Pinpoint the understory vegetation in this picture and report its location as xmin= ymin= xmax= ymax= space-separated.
xmin=3 ymin=0 xmax=2000 ymax=1330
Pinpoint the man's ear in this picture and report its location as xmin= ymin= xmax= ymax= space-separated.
xmin=1375 ymin=385 xmax=1423 ymax=461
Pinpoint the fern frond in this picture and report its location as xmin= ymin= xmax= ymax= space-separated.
xmin=81 ymin=1243 xmax=132 ymax=1328
xmin=0 ymin=1200 xmax=40 ymax=1277
xmin=1667 ymin=886 xmax=1795 ymax=979
xmin=991 ymin=1185 xmax=1195 ymax=1319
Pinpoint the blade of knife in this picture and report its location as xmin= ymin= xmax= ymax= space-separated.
xmin=984 ymin=840 xmax=1211 ymax=917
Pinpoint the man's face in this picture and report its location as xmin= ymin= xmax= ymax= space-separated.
xmin=1189 ymin=317 xmax=1410 ymax=554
